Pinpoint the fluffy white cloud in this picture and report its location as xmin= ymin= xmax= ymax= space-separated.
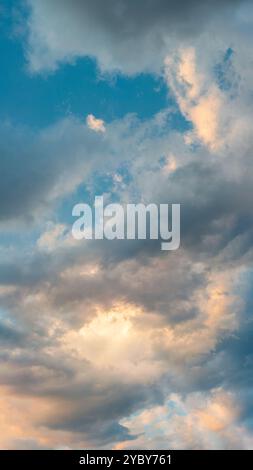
xmin=86 ymin=114 xmax=106 ymax=133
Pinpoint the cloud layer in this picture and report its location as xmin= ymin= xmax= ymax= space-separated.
xmin=0 ymin=0 xmax=253 ymax=450
xmin=26 ymin=0 xmax=243 ymax=74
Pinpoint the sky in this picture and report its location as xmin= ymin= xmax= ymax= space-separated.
xmin=0 ymin=0 xmax=253 ymax=450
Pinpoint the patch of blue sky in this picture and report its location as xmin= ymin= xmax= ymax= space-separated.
xmin=214 ymin=47 xmax=240 ymax=97
xmin=0 ymin=0 xmax=190 ymax=131
xmin=0 ymin=25 xmax=168 ymax=127
xmin=0 ymin=224 xmax=42 ymax=251
xmin=167 ymin=398 xmax=187 ymax=417
xmin=120 ymin=398 xmax=188 ymax=439
xmin=57 ymin=167 xmax=131 ymax=226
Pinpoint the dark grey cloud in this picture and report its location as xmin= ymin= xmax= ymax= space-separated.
xmin=0 ymin=119 xmax=112 ymax=222
xmin=26 ymin=0 xmax=244 ymax=74
xmin=45 ymin=384 xmax=149 ymax=444
xmin=162 ymin=161 xmax=253 ymax=257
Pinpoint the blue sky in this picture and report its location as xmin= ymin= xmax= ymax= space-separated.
xmin=0 ymin=1 xmax=173 ymax=128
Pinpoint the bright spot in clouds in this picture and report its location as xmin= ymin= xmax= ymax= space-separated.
xmin=86 ymin=114 xmax=106 ymax=133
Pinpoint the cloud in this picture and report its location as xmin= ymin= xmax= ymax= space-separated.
xmin=86 ymin=114 xmax=106 ymax=133
xmin=164 ymin=47 xmax=225 ymax=151
xmin=119 ymin=390 xmax=253 ymax=449
xmin=1 ymin=0 xmax=253 ymax=449
xmin=0 ymin=319 xmax=24 ymax=345
xmin=0 ymin=117 xmax=116 ymax=222
xmin=25 ymin=0 xmax=243 ymax=74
